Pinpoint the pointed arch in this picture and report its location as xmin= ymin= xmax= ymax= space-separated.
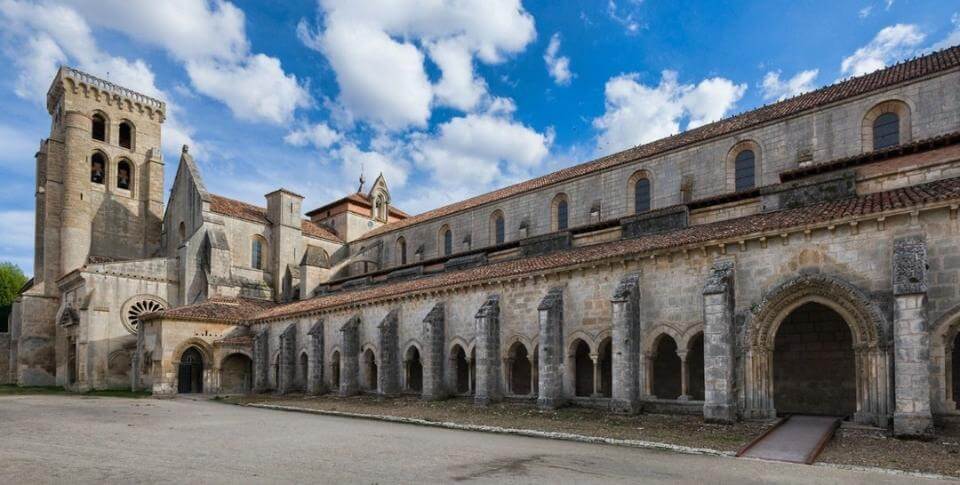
xmin=118 ymin=120 xmax=135 ymax=149
xmin=116 ymin=159 xmax=133 ymax=191
xmin=91 ymin=111 xmax=108 ymax=142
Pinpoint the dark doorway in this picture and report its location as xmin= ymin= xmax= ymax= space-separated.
xmin=652 ymin=336 xmax=681 ymax=399
xmin=177 ymin=347 xmax=203 ymax=394
xmin=598 ymin=338 xmax=612 ymax=398
xmin=509 ymin=343 xmax=532 ymax=396
xmin=773 ymin=302 xmax=856 ymax=417
xmin=363 ymin=349 xmax=378 ymax=391
xmin=331 ymin=351 xmax=341 ymax=389
xmin=300 ymin=352 xmax=309 ymax=391
xmin=470 ymin=348 xmax=476 ymax=394
xmin=406 ymin=347 xmax=423 ymax=393
xmin=452 ymin=345 xmax=469 ymax=394
xmin=573 ymin=339 xmax=593 ymax=397
xmin=67 ymin=338 xmax=77 ymax=385
xmin=687 ymin=333 xmax=705 ymax=401
xmin=953 ymin=332 xmax=959 ymax=410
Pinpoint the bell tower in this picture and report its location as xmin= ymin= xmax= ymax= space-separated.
xmin=36 ymin=67 xmax=166 ymax=290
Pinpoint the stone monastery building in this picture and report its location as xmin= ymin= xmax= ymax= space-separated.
xmin=5 ymin=47 xmax=960 ymax=437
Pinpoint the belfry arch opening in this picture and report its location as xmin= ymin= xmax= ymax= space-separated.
xmin=773 ymin=302 xmax=856 ymax=417
xmin=177 ymin=347 xmax=204 ymax=394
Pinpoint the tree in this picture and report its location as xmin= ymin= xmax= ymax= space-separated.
xmin=0 ymin=262 xmax=28 ymax=332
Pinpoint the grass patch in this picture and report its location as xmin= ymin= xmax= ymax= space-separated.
xmin=0 ymin=384 xmax=150 ymax=398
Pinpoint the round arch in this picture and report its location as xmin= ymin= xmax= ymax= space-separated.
xmin=861 ymin=99 xmax=913 ymax=152
xmin=725 ymin=139 xmax=762 ymax=192
xmin=744 ymin=273 xmax=890 ymax=425
xmin=627 ymin=169 xmax=654 ymax=214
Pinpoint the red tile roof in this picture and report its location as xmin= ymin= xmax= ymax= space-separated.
xmin=305 ymin=192 xmax=409 ymax=218
xmin=356 ymin=45 xmax=960 ymax=242
xmin=251 ymin=173 xmax=960 ymax=322
xmin=208 ymin=194 xmax=343 ymax=242
xmin=143 ymin=297 xmax=276 ymax=324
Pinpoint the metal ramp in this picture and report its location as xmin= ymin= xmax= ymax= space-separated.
xmin=737 ymin=415 xmax=842 ymax=464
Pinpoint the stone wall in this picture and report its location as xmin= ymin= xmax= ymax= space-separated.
xmin=352 ymin=70 xmax=960 ymax=269
xmin=243 ymin=199 xmax=959 ymax=426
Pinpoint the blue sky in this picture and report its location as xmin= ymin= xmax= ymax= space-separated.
xmin=0 ymin=0 xmax=958 ymax=276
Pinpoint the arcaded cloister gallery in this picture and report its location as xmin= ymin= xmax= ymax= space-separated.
xmin=7 ymin=48 xmax=960 ymax=439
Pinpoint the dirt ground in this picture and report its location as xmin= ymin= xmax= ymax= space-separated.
xmin=225 ymin=394 xmax=770 ymax=452
xmin=226 ymin=394 xmax=960 ymax=478
xmin=819 ymin=426 xmax=960 ymax=478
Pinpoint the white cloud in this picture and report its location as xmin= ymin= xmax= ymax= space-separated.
xmin=60 ymin=0 xmax=248 ymax=63
xmin=336 ymin=143 xmax=410 ymax=190
xmin=411 ymin=112 xmax=552 ymax=189
xmin=544 ymin=33 xmax=573 ymax=85
xmin=840 ymin=24 xmax=925 ymax=77
xmin=0 ymin=0 xmax=200 ymax=157
xmin=284 ymin=121 xmax=342 ymax=149
xmin=607 ymin=0 xmax=643 ymax=34
xmin=429 ymin=37 xmax=488 ymax=111
xmin=298 ymin=0 xmax=536 ymax=129
xmin=186 ymin=55 xmax=311 ymax=124
xmin=859 ymin=6 xmax=872 ymax=18
xmin=593 ymin=71 xmax=746 ymax=154
xmin=761 ymin=69 xmax=819 ymax=101
xmin=302 ymin=20 xmax=433 ymax=130
xmin=932 ymin=13 xmax=960 ymax=51
xmin=4 ymin=0 xmax=310 ymax=125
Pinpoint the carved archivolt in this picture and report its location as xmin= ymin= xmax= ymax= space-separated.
xmin=748 ymin=273 xmax=887 ymax=350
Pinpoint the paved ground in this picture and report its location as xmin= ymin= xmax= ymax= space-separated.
xmin=0 ymin=395 xmax=951 ymax=484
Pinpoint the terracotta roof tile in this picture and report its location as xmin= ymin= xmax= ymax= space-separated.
xmin=358 ymin=46 xmax=960 ymax=242
xmin=143 ymin=297 xmax=276 ymax=324
xmin=208 ymin=194 xmax=343 ymax=242
xmin=305 ymin=192 xmax=409 ymax=218
xmin=252 ymin=173 xmax=960 ymax=322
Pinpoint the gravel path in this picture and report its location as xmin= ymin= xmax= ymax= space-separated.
xmin=1 ymin=394 xmax=951 ymax=484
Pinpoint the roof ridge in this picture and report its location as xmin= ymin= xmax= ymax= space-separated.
xmin=252 ymin=170 xmax=960 ymax=322
xmin=356 ymin=44 xmax=960 ymax=242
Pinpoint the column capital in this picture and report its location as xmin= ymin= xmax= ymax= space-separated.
xmin=893 ymin=235 xmax=928 ymax=296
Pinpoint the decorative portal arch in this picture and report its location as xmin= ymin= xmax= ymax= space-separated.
xmin=744 ymin=273 xmax=890 ymax=425
xmin=177 ymin=346 xmax=206 ymax=394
